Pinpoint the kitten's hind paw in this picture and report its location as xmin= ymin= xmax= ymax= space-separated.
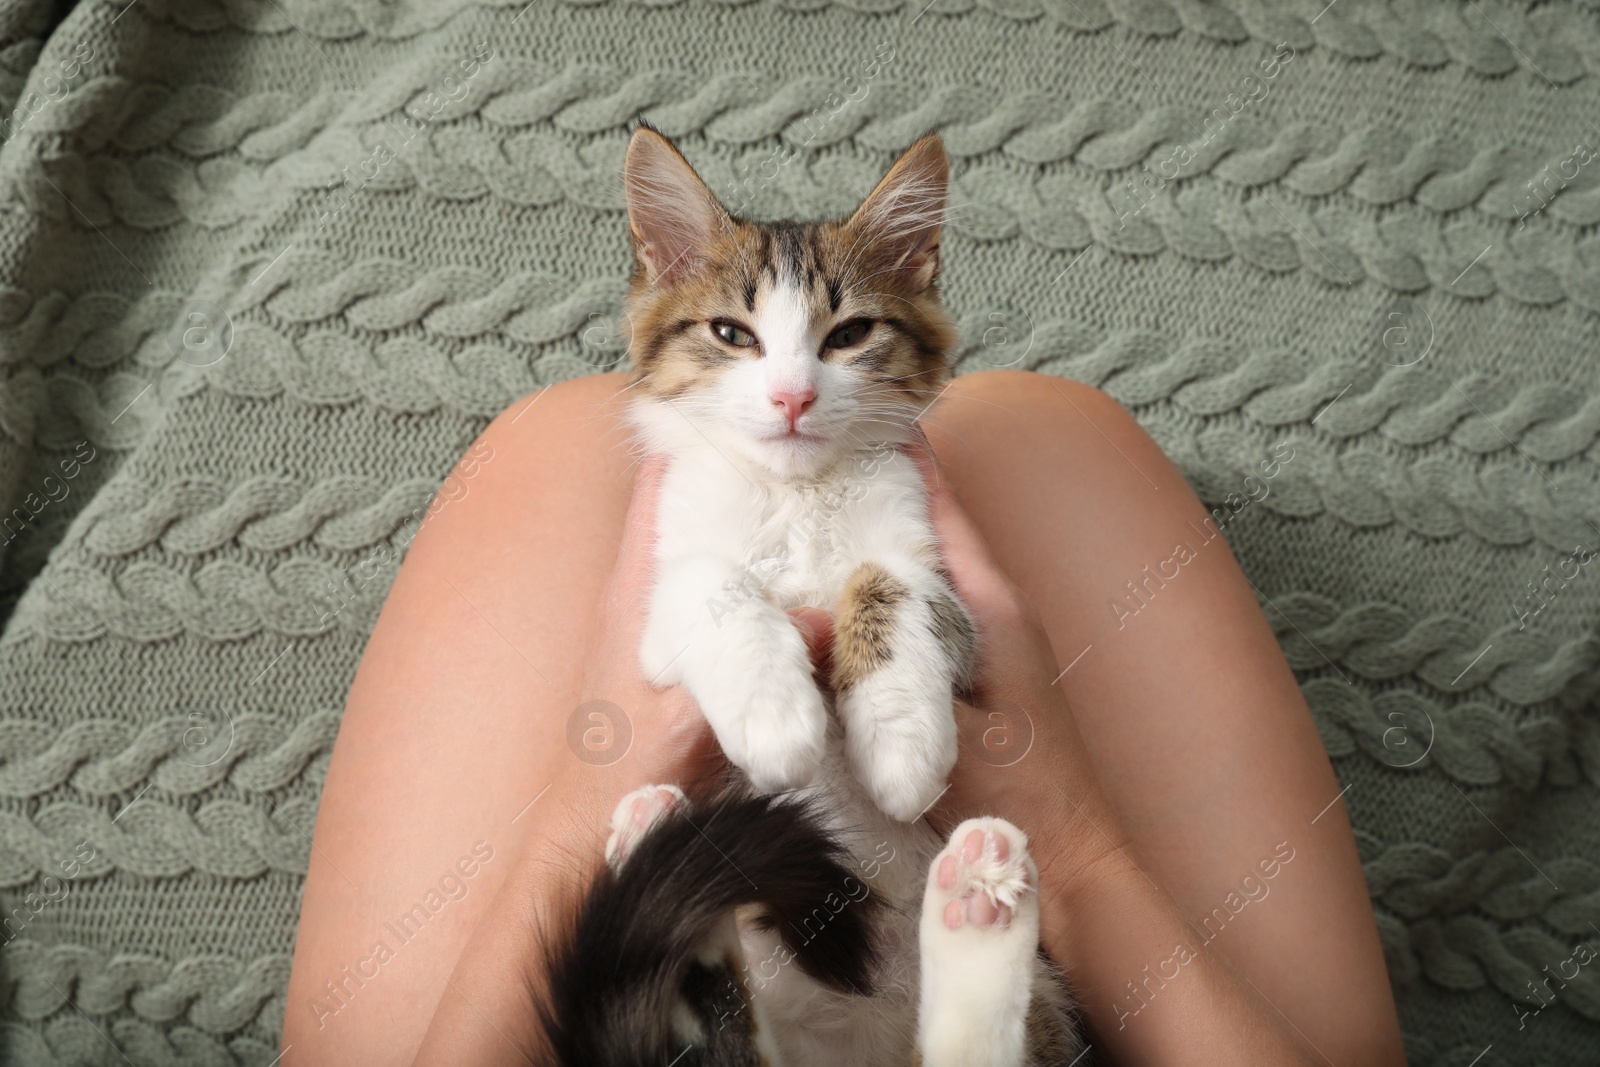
xmin=604 ymin=784 xmax=688 ymax=870
xmin=929 ymin=820 xmax=1035 ymax=931
xmin=917 ymin=819 xmax=1041 ymax=1067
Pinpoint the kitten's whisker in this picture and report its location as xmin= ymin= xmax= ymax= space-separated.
xmin=870 ymin=370 xmax=940 ymax=387
xmin=607 ymin=375 xmax=650 ymax=400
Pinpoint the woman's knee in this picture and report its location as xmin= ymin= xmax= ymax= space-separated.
xmin=941 ymin=370 xmax=1189 ymax=504
xmin=948 ymin=370 xmax=1158 ymax=459
xmin=480 ymin=372 xmax=631 ymax=451
xmin=952 ymin=369 xmax=1125 ymax=416
xmin=430 ymin=372 xmax=635 ymax=520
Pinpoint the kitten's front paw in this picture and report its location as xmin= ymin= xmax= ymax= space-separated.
xmin=605 ymin=784 xmax=688 ymax=870
xmin=838 ymin=673 xmax=957 ymax=822
xmin=708 ymin=666 xmax=828 ymax=794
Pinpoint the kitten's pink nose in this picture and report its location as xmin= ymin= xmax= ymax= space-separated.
xmin=771 ymin=386 xmax=816 ymax=430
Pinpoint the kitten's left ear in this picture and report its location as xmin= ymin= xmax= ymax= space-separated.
xmin=846 ymin=134 xmax=948 ymax=292
xmin=624 ymin=127 xmax=730 ymax=287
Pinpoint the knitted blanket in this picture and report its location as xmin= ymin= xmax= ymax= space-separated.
xmin=1 ymin=0 xmax=1596 ymax=1062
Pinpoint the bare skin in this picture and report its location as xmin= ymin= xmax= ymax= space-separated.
xmin=282 ymin=369 xmax=1405 ymax=1066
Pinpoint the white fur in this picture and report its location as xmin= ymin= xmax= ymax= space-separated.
xmin=918 ymin=819 xmax=1043 ymax=1067
xmin=633 ymin=282 xmax=959 ymax=815
xmin=633 ymin=427 xmax=959 ymax=814
xmin=756 ymin=280 xmax=822 ymax=407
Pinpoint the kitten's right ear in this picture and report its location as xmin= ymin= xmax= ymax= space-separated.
xmin=624 ymin=127 xmax=729 ymax=287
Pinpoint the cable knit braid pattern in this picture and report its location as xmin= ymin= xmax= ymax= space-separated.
xmin=0 ymin=0 xmax=1597 ymax=1062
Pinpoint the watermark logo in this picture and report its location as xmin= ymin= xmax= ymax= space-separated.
xmin=1 ymin=840 xmax=97 ymax=950
xmin=1513 ymin=543 xmax=1596 ymax=631
xmin=1113 ymin=43 xmax=1296 ymax=230
xmin=1110 ymin=443 xmax=1294 ymax=629
xmin=1513 ymin=141 xmax=1597 ymax=229
xmin=169 ymin=299 xmax=233 ymax=367
xmin=1377 ymin=704 xmax=1434 ymax=769
xmin=1376 ymin=296 xmax=1433 ymax=368
xmin=316 ymin=441 xmax=495 ymax=630
xmin=567 ymin=700 xmax=632 ymax=766
xmin=174 ymin=707 xmax=237 ymax=768
xmin=971 ymin=306 xmax=1034 ymax=369
xmin=309 ymin=840 xmax=496 ymax=1030
xmin=704 ymin=442 xmax=898 ymax=627
xmin=316 ymin=41 xmax=497 ymax=233
xmin=721 ymin=42 xmax=896 ymax=214
xmin=1 ymin=41 xmax=95 ymax=145
xmin=1115 ymin=841 xmax=1297 ymax=1030
xmin=3 ymin=441 xmax=96 ymax=546
xmin=1515 ymin=936 xmax=1598 ymax=1031
xmin=579 ymin=310 xmax=631 ymax=371
xmin=968 ymin=697 xmax=1035 ymax=768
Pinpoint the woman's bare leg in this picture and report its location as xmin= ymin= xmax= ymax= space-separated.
xmin=283 ymin=369 xmax=1399 ymax=1064
xmin=282 ymin=374 xmax=643 ymax=1065
xmin=926 ymin=371 xmax=1401 ymax=1062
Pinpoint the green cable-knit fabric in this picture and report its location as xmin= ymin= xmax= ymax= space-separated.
xmin=0 ymin=0 xmax=1596 ymax=1062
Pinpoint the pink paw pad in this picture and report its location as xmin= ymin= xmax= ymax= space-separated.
xmin=629 ymin=787 xmax=682 ymax=827
xmin=605 ymin=784 xmax=688 ymax=869
xmin=930 ymin=821 xmax=1033 ymax=932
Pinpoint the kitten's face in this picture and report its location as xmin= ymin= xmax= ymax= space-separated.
xmin=622 ymin=130 xmax=957 ymax=479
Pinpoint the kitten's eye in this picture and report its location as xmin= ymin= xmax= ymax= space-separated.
xmin=711 ymin=321 xmax=758 ymax=348
xmin=825 ymin=319 xmax=872 ymax=350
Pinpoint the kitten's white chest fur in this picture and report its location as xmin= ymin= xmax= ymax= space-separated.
xmin=743 ymin=478 xmax=853 ymax=610
xmin=667 ymin=441 xmax=919 ymax=612
xmin=629 ymin=404 xmax=964 ymax=1056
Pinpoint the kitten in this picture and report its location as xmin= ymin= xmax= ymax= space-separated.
xmin=536 ymin=128 xmax=1084 ymax=1066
